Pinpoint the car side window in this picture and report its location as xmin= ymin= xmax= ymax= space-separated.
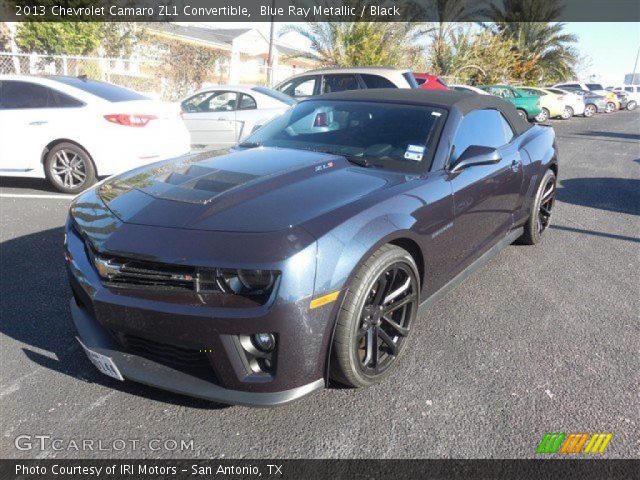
xmin=360 ymin=74 xmax=396 ymax=89
xmin=491 ymin=87 xmax=514 ymax=98
xmin=625 ymin=87 xmax=633 ymax=92
xmin=1 ymin=81 xmax=52 ymax=109
xmin=322 ymin=74 xmax=360 ymax=94
xmin=451 ymin=110 xmax=513 ymax=163
xmin=49 ymin=89 xmax=84 ymax=108
xmin=238 ymin=94 xmax=257 ymax=110
xmin=279 ymin=76 xmax=318 ymax=98
xmin=182 ymin=91 xmax=238 ymax=112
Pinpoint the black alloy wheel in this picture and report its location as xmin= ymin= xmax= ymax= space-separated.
xmin=518 ymin=169 xmax=556 ymax=245
xmin=331 ymin=245 xmax=419 ymax=388
xmin=536 ymin=174 xmax=556 ymax=235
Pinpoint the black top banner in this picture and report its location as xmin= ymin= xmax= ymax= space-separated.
xmin=2 ymin=0 xmax=640 ymax=22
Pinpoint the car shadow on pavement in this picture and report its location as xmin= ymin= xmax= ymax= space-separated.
xmin=555 ymin=177 xmax=640 ymax=216
xmin=1 ymin=226 xmax=228 ymax=410
xmin=0 ymin=177 xmax=59 ymax=193
xmin=575 ymin=131 xmax=640 ymax=141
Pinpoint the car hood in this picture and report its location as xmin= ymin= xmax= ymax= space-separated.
xmin=96 ymin=147 xmax=405 ymax=233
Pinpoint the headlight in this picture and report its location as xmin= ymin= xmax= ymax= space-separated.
xmin=216 ymin=268 xmax=277 ymax=296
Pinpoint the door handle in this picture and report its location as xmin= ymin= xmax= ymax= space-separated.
xmin=29 ymin=121 xmax=48 ymax=126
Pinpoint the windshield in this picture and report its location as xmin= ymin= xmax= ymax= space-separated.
xmin=241 ymin=100 xmax=446 ymax=171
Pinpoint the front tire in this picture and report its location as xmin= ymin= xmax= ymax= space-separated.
xmin=605 ymin=102 xmax=615 ymax=114
xmin=330 ymin=245 xmax=419 ymax=388
xmin=518 ymin=169 xmax=556 ymax=245
xmin=516 ymin=109 xmax=528 ymax=120
xmin=44 ymin=142 xmax=96 ymax=194
xmin=627 ymin=100 xmax=637 ymax=111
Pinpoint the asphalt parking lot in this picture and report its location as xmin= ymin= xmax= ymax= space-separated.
xmin=1 ymin=110 xmax=638 ymax=459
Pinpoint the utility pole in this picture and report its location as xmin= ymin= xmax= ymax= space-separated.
xmin=266 ymin=0 xmax=275 ymax=87
xmin=630 ymin=46 xmax=639 ymax=84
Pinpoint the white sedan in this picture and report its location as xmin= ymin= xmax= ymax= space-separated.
xmin=0 ymin=74 xmax=190 ymax=193
xmin=180 ymin=85 xmax=295 ymax=150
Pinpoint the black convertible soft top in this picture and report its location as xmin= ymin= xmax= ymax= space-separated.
xmin=313 ymin=88 xmax=532 ymax=136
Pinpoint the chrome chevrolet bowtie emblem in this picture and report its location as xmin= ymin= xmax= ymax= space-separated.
xmin=93 ymin=257 xmax=122 ymax=279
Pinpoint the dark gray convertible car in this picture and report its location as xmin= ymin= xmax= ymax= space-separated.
xmin=65 ymin=89 xmax=558 ymax=406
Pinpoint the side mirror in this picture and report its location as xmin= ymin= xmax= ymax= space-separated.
xmin=450 ymin=145 xmax=501 ymax=172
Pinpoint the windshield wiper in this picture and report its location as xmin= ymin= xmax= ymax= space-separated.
xmin=311 ymin=149 xmax=372 ymax=168
xmin=237 ymin=141 xmax=262 ymax=148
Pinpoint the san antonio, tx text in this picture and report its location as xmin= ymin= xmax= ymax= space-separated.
xmin=16 ymin=463 xmax=283 ymax=476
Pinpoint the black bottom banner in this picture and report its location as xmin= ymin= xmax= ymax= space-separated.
xmin=1 ymin=459 xmax=638 ymax=480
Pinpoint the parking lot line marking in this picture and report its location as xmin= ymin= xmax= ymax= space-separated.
xmin=0 ymin=193 xmax=74 ymax=200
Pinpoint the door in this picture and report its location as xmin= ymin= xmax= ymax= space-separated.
xmin=233 ymin=93 xmax=260 ymax=141
xmin=0 ymin=80 xmax=72 ymax=172
xmin=181 ymin=91 xmax=238 ymax=149
xmin=448 ymin=110 xmax=524 ymax=270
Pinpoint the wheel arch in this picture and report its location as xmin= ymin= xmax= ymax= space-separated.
xmin=41 ymin=138 xmax=95 ymax=170
xmin=322 ymin=227 xmax=426 ymax=385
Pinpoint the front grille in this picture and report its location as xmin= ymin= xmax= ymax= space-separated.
xmin=117 ymin=333 xmax=212 ymax=371
xmin=85 ymin=245 xmax=223 ymax=293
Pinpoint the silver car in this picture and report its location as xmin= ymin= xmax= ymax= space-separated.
xmin=180 ymin=85 xmax=295 ymax=150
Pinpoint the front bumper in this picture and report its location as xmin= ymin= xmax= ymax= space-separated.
xmin=64 ymin=191 xmax=334 ymax=406
xmin=70 ymin=300 xmax=324 ymax=407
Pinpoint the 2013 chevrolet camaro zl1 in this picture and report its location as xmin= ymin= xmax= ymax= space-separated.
xmin=65 ymin=89 xmax=558 ymax=406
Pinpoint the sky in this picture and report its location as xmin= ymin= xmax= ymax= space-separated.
xmin=199 ymin=22 xmax=640 ymax=85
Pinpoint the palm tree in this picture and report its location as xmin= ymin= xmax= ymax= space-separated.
xmin=279 ymin=21 xmax=421 ymax=68
xmin=410 ymin=0 xmax=489 ymax=76
xmin=278 ymin=0 xmax=422 ymax=68
xmin=486 ymin=0 xmax=578 ymax=83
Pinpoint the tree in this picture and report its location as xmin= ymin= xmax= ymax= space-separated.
xmin=15 ymin=22 xmax=101 ymax=56
xmin=486 ymin=0 xmax=578 ymax=83
xmin=99 ymin=23 xmax=146 ymax=58
xmin=0 ymin=22 xmax=11 ymax=52
xmin=156 ymin=39 xmax=221 ymax=100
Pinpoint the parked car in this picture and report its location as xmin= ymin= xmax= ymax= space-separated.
xmin=556 ymin=87 xmax=608 ymax=116
xmin=612 ymin=91 xmax=630 ymax=110
xmin=274 ymin=67 xmax=418 ymax=99
xmin=66 ymin=89 xmax=557 ymax=406
xmin=553 ymin=81 xmax=608 ymax=96
xmin=609 ymin=85 xmax=639 ymax=110
xmin=516 ymin=87 xmax=566 ymax=121
xmin=449 ymin=85 xmax=489 ymax=95
xmin=180 ymin=85 xmax=295 ymax=150
xmin=413 ymin=73 xmax=449 ymax=90
xmin=478 ymin=84 xmax=542 ymax=121
xmin=544 ymin=87 xmax=587 ymax=117
xmin=0 ymin=75 xmax=190 ymax=193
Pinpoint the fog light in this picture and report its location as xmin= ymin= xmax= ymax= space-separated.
xmin=251 ymin=333 xmax=275 ymax=352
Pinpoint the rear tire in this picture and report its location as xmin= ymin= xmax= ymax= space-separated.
xmin=516 ymin=109 xmax=528 ymax=120
xmin=561 ymin=106 xmax=574 ymax=119
xmin=627 ymin=100 xmax=637 ymax=111
xmin=605 ymin=102 xmax=615 ymax=113
xmin=330 ymin=245 xmax=419 ymax=388
xmin=584 ymin=104 xmax=596 ymax=117
xmin=535 ymin=108 xmax=550 ymax=123
xmin=44 ymin=142 xmax=96 ymax=194
xmin=518 ymin=169 xmax=556 ymax=246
